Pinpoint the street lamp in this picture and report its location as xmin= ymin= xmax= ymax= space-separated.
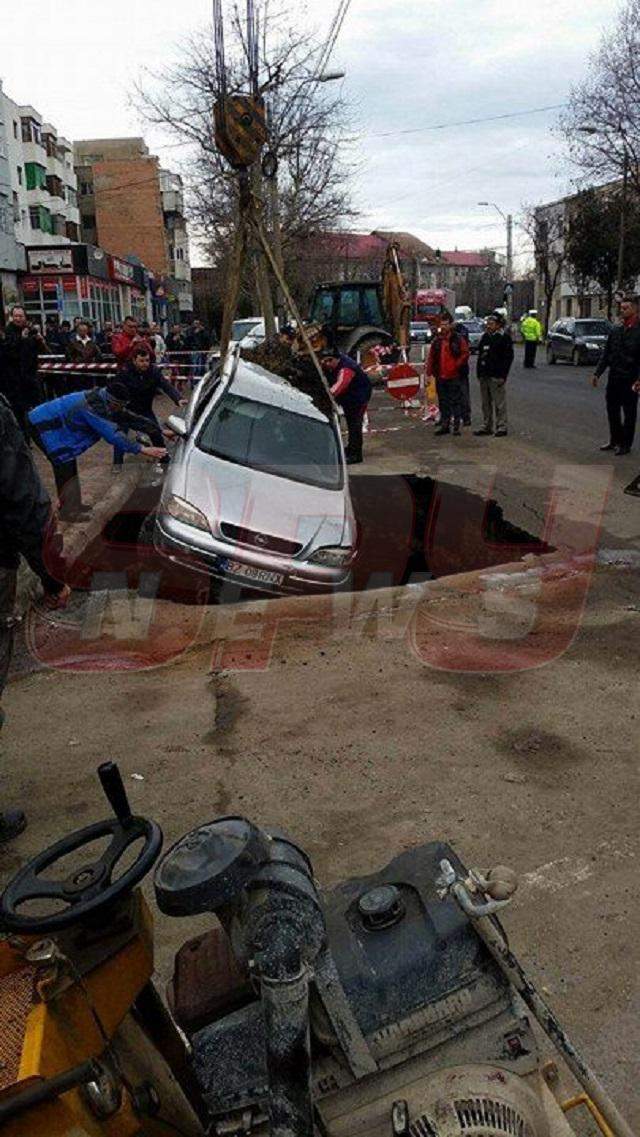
xmin=577 ymin=124 xmax=628 ymax=290
xmin=478 ymin=201 xmax=513 ymax=283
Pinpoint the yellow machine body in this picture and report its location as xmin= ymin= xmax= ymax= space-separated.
xmin=0 ymin=899 xmax=200 ymax=1137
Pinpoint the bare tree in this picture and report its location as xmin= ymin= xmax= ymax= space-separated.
xmin=134 ymin=3 xmax=356 ymax=318
xmin=522 ymin=205 xmax=569 ymax=333
xmin=559 ymin=0 xmax=640 ymax=194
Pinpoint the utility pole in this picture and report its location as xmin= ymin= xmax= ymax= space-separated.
xmin=506 ymin=213 xmax=513 ymax=283
xmin=617 ymin=151 xmax=628 ymax=292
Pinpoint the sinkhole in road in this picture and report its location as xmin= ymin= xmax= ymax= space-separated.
xmin=65 ymin=473 xmax=552 ymax=605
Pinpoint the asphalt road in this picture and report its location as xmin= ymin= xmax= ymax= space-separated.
xmin=499 ymin=345 xmax=618 ymax=460
xmin=365 ymin=343 xmax=639 ymax=556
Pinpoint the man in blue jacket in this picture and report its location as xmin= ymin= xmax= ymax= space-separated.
xmin=29 ymin=382 xmax=168 ymax=521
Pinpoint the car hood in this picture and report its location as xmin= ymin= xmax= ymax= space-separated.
xmin=166 ymin=445 xmax=352 ymax=552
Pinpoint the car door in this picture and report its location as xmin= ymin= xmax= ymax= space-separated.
xmin=553 ymin=320 xmax=569 ymax=359
xmin=548 ymin=321 xmax=562 ymax=356
xmin=560 ymin=319 xmax=577 ymax=360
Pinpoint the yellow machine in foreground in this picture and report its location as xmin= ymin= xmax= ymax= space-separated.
xmin=0 ymin=763 xmax=634 ymax=1137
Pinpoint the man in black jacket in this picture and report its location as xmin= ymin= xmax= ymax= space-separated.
xmin=474 ymin=312 xmax=515 ymax=437
xmin=0 ymin=395 xmax=69 ymax=842
xmin=0 ymin=306 xmax=45 ymax=437
xmin=592 ymin=295 xmax=640 ymax=455
xmin=113 ymin=346 xmax=182 ymax=468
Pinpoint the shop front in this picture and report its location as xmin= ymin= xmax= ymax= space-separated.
xmin=108 ymin=256 xmax=152 ymax=324
xmin=20 ymin=245 xmax=151 ymax=329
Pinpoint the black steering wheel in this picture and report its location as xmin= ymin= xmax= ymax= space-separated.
xmin=0 ymin=763 xmax=162 ymax=934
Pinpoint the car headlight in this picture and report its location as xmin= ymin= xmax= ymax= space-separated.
xmin=308 ymin=546 xmax=354 ymax=567
xmin=164 ymin=495 xmax=210 ymax=531
xmin=585 ymin=342 xmax=600 ymax=350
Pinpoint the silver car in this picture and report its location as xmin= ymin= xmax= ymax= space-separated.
xmin=154 ymin=350 xmax=357 ymax=594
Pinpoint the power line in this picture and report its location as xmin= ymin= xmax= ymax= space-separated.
xmin=314 ymin=0 xmax=352 ymax=80
xmin=368 ymin=102 xmax=567 ymax=139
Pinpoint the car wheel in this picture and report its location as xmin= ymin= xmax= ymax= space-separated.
xmin=547 ymin=346 xmax=556 ymax=364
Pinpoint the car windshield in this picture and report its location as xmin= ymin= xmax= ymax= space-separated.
xmin=197 ymin=392 xmax=343 ymax=490
xmin=416 ymin=303 xmax=440 ymax=316
xmin=463 ymin=320 xmax=485 ymax=332
xmin=575 ymin=321 xmax=610 ymax=336
xmin=232 ymin=319 xmax=262 ymax=340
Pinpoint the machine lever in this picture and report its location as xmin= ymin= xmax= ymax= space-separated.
xmin=98 ymin=762 xmax=133 ymax=824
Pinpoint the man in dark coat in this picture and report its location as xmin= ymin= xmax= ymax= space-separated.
xmin=114 ymin=346 xmax=182 ymax=467
xmin=474 ymin=312 xmax=515 ymax=437
xmin=0 ymin=305 xmax=44 ymax=437
xmin=593 ymin=295 xmax=640 ymax=455
xmin=0 ymin=395 xmax=69 ymax=841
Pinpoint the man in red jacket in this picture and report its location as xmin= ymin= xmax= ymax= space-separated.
xmin=427 ymin=312 xmax=470 ymax=436
xmin=112 ymin=316 xmax=155 ymax=371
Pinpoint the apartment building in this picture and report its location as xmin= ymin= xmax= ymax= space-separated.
xmin=75 ymin=137 xmax=193 ymax=322
xmin=0 ymin=82 xmax=80 ymax=320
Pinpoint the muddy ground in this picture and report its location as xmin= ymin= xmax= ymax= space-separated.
xmin=1 ymin=558 xmax=639 ymax=1122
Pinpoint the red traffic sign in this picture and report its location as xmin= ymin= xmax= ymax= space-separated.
xmin=386 ymin=361 xmax=420 ymax=401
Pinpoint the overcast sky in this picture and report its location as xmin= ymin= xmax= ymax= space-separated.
xmin=1 ymin=0 xmax=620 ymax=269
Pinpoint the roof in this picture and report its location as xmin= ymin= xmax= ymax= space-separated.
xmin=441 ymin=251 xmax=491 ymax=268
xmin=314 ymin=232 xmax=388 ymax=259
xmin=231 ymin=358 xmax=332 ymax=423
xmin=373 ymin=231 xmax=437 ymax=259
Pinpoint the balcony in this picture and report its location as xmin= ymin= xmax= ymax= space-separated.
xmin=162 ymin=189 xmax=184 ymax=216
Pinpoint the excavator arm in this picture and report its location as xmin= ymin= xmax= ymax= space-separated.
xmin=380 ymin=241 xmax=411 ymax=352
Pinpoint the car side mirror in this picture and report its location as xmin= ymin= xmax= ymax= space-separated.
xmin=166 ymin=414 xmax=188 ymax=438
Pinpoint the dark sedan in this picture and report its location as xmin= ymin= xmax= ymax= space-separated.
xmin=547 ymin=318 xmax=612 ymax=366
xmin=460 ymin=317 xmax=486 ymax=353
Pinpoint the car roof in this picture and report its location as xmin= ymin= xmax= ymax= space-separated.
xmin=229 ymin=357 xmax=334 ymax=423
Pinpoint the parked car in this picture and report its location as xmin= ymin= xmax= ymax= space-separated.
xmin=154 ymin=350 xmax=357 ymax=595
xmin=459 ymin=317 xmax=486 ymax=353
xmin=230 ymin=317 xmax=280 ymax=350
xmin=409 ymin=320 xmax=433 ymax=344
xmin=546 ymin=318 xmax=612 ymax=366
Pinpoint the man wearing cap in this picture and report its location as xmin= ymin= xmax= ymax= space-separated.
xmin=28 ymin=383 xmax=167 ymax=521
xmin=520 ymin=310 xmax=543 ymax=369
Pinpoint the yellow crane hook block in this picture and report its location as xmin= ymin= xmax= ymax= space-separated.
xmin=213 ymin=94 xmax=268 ymax=169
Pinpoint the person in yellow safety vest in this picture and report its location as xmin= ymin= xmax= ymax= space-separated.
xmin=520 ymin=310 xmax=543 ymax=369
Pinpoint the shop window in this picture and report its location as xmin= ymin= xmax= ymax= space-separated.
xmin=25 ymin=162 xmax=47 ymax=191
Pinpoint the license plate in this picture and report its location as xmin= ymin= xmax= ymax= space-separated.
xmin=223 ymin=559 xmax=284 ymax=586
